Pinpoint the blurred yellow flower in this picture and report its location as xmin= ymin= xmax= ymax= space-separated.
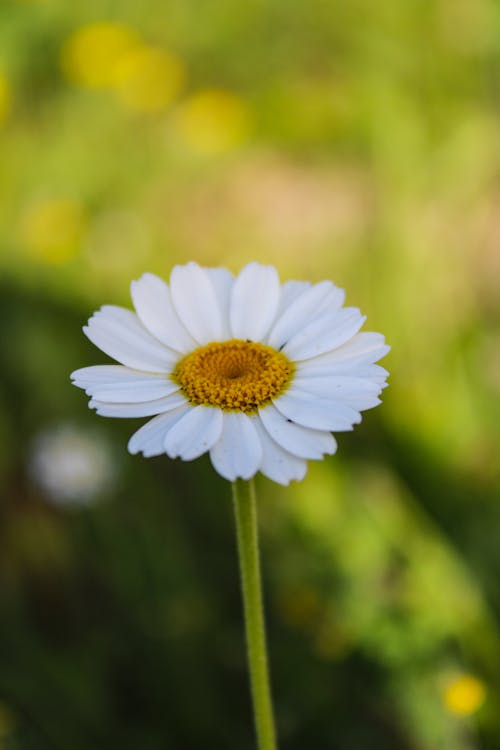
xmin=174 ymin=88 xmax=252 ymax=154
xmin=61 ymin=22 xmax=140 ymax=88
xmin=443 ymin=674 xmax=486 ymax=716
xmin=0 ymin=71 xmax=12 ymax=123
xmin=20 ymin=198 xmax=86 ymax=264
xmin=114 ymin=47 xmax=185 ymax=113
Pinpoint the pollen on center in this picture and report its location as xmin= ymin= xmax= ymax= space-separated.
xmin=173 ymin=339 xmax=295 ymax=413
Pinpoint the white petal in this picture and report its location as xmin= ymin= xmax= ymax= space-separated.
xmin=274 ymin=280 xmax=311 ymax=321
xmin=292 ymin=374 xmax=384 ymax=410
xmin=71 ymin=365 xmax=137 ymax=386
xmin=297 ymin=360 xmax=389 ymax=384
xmin=71 ymin=365 xmax=180 ymax=403
xmin=206 ymin=268 xmax=234 ymax=340
xmin=251 ymin=417 xmax=307 ymax=485
xmin=274 ymin=389 xmax=361 ymax=431
xmin=315 ymin=286 xmax=346 ymax=317
xmin=259 ymin=404 xmax=337 ymax=459
xmin=170 ymin=262 xmax=223 ymax=344
xmin=128 ymin=406 xmax=190 ymax=456
xmin=89 ymin=391 xmax=188 ymax=418
xmin=84 ymin=305 xmax=177 ymax=372
xmin=209 ymin=412 xmax=263 ymax=481
xmin=230 ymin=262 xmax=280 ymax=341
xmin=302 ymin=332 xmax=390 ymax=368
xmin=268 ymin=281 xmax=342 ymax=350
xmin=164 ymin=406 xmax=223 ymax=461
xmin=299 ymin=375 xmax=383 ymax=395
xmin=283 ymin=308 xmax=366 ymax=361
xmin=131 ymin=273 xmax=196 ymax=353
xmin=350 ymin=365 xmax=389 ymax=384
xmin=89 ymin=381 xmax=180 ymax=404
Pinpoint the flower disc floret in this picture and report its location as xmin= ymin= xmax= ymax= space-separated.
xmin=173 ymin=339 xmax=294 ymax=413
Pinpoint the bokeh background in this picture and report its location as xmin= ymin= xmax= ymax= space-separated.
xmin=0 ymin=0 xmax=499 ymax=747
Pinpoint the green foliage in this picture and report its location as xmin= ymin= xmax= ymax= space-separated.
xmin=0 ymin=0 xmax=499 ymax=747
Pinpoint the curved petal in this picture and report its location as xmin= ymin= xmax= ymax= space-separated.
xmin=170 ymin=262 xmax=223 ymax=344
xmin=273 ymin=389 xmax=361 ymax=431
xmin=164 ymin=406 xmax=223 ymax=461
xmin=302 ymin=376 xmax=382 ymax=396
xmin=128 ymin=406 xmax=190 ymax=456
xmin=89 ymin=391 xmax=188 ymax=418
xmin=315 ymin=286 xmax=346 ymax=317
xmin=267 ymin=281 xmax=340 ymax=350
xmin=283 ymin=308 xmax=366 ymax=361
xmin=297 ymin=360 xmax=389 ymax=384
xmin=292 ymin=375 xmax=384 ymax=411
xmin=259 ymin=403 xmax=337 ymax=459
xmin=206 ymin=268 xmax=234 ymax=340
xmin=209 ymin=411 xmax=263 ymax=481
xmin=83 ymin=305 xmax=177 ymax=372
xmin=230 ymin=262 xmax=280 ymax=342
xmin=301 ymin=332 xmax=390 ymax=368
xmin=251 ymin=417 xmax=307 ymax=485
xmin=274 ymin=280 xmax=311 ymax=322
xmin=131 ymin=273 xmax=196 ymax=353
xmin=71 ymin=365 xmax=180 ymax=403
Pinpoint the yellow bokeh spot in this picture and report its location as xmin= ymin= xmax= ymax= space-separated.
xmin=21 ymin=198 xmax=86 ymax=264
xmin=0 ymin=72 xmax=12 ymax=123
xmin=174 ymin=88 xmax=252 ymax=154
xmin=113 ymin=47 xmax=185 ymax=113
xmin=61 ymin=22 xmax=140 ymax=88
xmin=443 ymin=674 xmax=486 ymax=716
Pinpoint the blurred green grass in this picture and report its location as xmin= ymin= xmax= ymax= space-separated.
xmin=0 ymin=0 xmax=499 ymax=747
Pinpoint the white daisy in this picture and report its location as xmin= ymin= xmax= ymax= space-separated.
xmin=71 ymin=262 xmax=389 ymax=485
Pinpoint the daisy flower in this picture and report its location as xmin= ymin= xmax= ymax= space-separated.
xmin=71 ymin=262 xmax=389 ymax=484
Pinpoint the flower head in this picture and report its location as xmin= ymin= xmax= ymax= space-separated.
xmin=71 ymin=263 xmax=389 ymax=484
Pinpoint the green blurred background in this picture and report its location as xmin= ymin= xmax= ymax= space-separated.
xmin=1 ymin=0 xmax=499 ymax=747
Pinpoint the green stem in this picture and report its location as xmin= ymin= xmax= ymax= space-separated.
xmin=232 ymin=478 xmax=278 ymax=750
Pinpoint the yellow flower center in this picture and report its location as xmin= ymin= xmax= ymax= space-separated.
xmin=173 ymin=339 xmax=294 ymax=413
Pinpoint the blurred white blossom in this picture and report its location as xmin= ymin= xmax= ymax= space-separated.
xmin=29 ymin=424 xmax=118 ymax=506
